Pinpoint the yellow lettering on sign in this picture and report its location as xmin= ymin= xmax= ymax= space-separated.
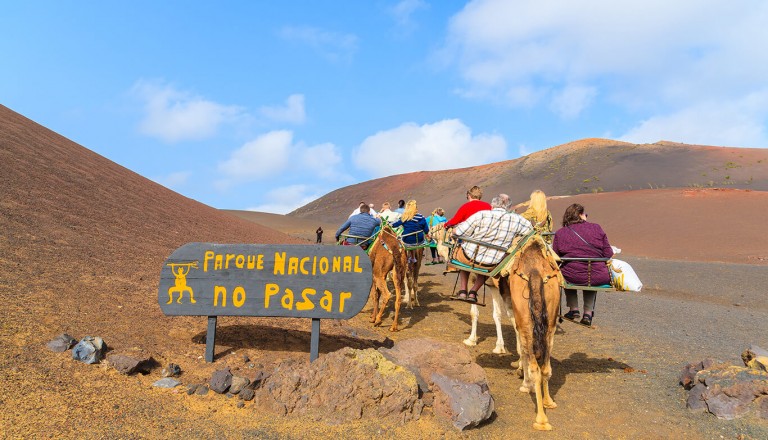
xmin=332 ymin=257 xmax=340 ymax=272
xmin=226 ymin=254 xmax=235 ymax=268
xmin=204 ymin=251 xmax=214 ymax=272
xmin=233 ymin=286 xmax=246 ymax=308
xmin=339 ymin=291 xmax=352 ymax=313
xmin=264 ymin=283 xmax=279 ymax=308
xmin=256 ymin=254 xmax=264 ymax=270
xmin=235 ymin=255 xmax=245 ymax=268
xmin=319 ymin=257 xmax=329 ymax=274
xmin=287 ymin=257 xmax=299 ymax=275
xmin=247 ymin=255 xmax=256 ymax=269
xmin=214 ymin=254 xmax=224 ymax=270
xmin=274 ymin=252 xmax=286 ymax=275
xmin=343 ymin=256 xmax=352 ymax=272
xmin=214 ymin=285 xmax=227 ymax=307
xmin=320 ymin=290 xmax=333 ymax=312
xmin=354 ymin=256 xmax=363 ymax=273
xmin=296 ymin=288 xmax=316 ymax=311
xmin=281 ymin=288 xmax=294 ymax=310
xmin=299 ymin=257 xmax=310 ymax=275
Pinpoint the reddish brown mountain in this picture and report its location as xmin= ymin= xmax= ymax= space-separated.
xmin=0 ymin=104 xmax=308 ymax=362
xmin=291 ymin=138 xmax=768 ymax=225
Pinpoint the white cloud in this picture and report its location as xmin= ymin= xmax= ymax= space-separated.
xmin=131 ymin=80 xmax=244 ymax=143
xmin=352 ymin=119 xmax=507 ymax=177
xmin=259 ymin=94 xmax=306 ymax=124
xmin=619 ymin=96 xmax=768 ymax=148
xmin=301 ymin=142 xmax=343 ymax=179
xmin=389 ymin=0 xmax=428 ymax=33
xmin=216 ymin=130 xmax=345 ymax=185
xmin=246 ymin=184 xmax=323 ymax=214
xmin=444 ymin=0 xmax=768 ymax=127
xmin=550 ymin=85 xmax=596 ymax=119
xmin=279 ymin=26 xmax=358 ymax=63
xmin=218 ymin=130 xmax=293 ymax=180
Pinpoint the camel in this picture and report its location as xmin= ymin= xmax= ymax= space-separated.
xmin=402 ymin=245 xmax=425 ymax=309
xmin=498 ymin=234 xmax=562 ymax=431
xmin=367 ymin=223 xmax=408 ymax=331
xmin=432 ymin=223 xmax=513 ymax=354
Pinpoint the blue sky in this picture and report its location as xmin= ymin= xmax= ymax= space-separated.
xmin=3 ymin=1 xmax=768 ymax=213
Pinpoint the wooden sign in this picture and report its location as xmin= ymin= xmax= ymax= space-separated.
xmin=158 ymin=243 xmax=373 ymax=361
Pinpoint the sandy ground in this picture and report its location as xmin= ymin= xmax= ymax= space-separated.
xmin=2 ymin=104 xmax=767 ymax=438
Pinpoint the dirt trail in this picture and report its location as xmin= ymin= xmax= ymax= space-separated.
xmin=370 ymin=257 xmax=768 ymax=439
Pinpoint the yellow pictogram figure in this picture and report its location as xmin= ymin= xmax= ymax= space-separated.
xmin=167 ymin=262 xmax=199 ymax=304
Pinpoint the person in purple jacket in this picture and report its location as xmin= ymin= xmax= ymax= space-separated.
xmin=552 ymin=203 xmax=614 ymax=326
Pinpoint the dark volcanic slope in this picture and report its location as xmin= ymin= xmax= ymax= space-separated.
xmin=0 ymin=104 xmax=305 ymax=354
xmin=292 ymin=138 xmax=768 ymax=224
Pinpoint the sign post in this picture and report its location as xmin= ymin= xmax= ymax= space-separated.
xmin=158 ymin=243 xmax=372 ymax=362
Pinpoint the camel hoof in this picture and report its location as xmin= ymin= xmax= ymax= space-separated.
xmin=462 ymin=338 xmax=477 ymax=347
xmin=389 ymin=326 xmax=399 ymax=332
xmin=519 ymin=386 xmax=530 ymax=393
xmin=510 ymin=361 xmax=520 ymax=368
xmin=492 ymin=346 xmax=508 ymax=354
xmin=516 ymin=368 xmax=524 ymax=379
xmin=544 ymin=401 xmax=558 ymax=409
xmin=533 ymin=422 xmax=553 ymax=431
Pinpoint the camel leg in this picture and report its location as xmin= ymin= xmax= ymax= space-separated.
xmin=369 ymin=284 xmax=379 ymax=323
xmin=541 ymin=357 xmax=557 ymax=409
xmin=491 ymin=291 xmax=507 ymax=354
xmin=403 ymin=269 xmax=413 ymax=309
xmin=374 ymin=278 xmax=392 ymax=327
xmin=389 ymin=266 xmax=403 ymax=332
xmin=463 ymin=304 xmax=480 ymax=347
xmin=531 ymin=363 xmax=553 ymax=431
xmin=412 ymin=249 xmax=422 ymax=307
xmin=542 ymin=326 xmax=557 ymax=409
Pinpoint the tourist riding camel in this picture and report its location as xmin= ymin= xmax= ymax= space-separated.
xmin=451 ymin=195 xmax=532 ymax=303
xmin=552 ymin=203 xmax=614 ymax=326
xmin=444 ymin=185 xmax=491 ymax=229
xmin=335 ymin=204 xmax=380 ymax=249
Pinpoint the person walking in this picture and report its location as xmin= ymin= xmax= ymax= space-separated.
xmin=316 ymin=226 xmax=323 ymax=244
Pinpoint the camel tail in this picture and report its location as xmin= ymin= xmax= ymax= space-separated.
xmin=528 ymin=268 xmax=549 ymax=365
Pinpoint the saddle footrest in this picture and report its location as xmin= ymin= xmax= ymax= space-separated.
xmin=447 ymin=260 xmax=492 ymax=273
xmin=562 ymin=283 xmax=615 ymax=292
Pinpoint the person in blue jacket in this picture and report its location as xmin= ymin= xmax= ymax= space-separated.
xmin=390 ymin=199 xmax=430 ymax=263
xmin=425 ymin=207 xmax=447 ymax=264
xmin=335 ymin=204 xmax=380 ymax=249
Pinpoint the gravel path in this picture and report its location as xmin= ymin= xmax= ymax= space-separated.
xmin=405 ymin=257 xmax=768 ymax=439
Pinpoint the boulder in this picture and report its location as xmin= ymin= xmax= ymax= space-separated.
xmin=690 ymin=364 xmax=768 ymax=420
xmin=431 ymin=373 xmax=494 ymax=431
xmin=72 ymin=336 xmax=106 ymax=364
xmin=153 ymin=378 xmax=181 ymax=388
xmin=210 ymin=368 xmax=232 ymax=394
xmin=46 ymin=334 xmax=76 ymax=352
xmin=379 ymin=338 xmax=494 ymax=430
xmin=741 ymin=345 xmax=768 ymax=366
xmin=161 ymin=363 xmax=182 ymax=378
xmin=253 ymin=347 xmax=422 ymax=424
xmin=106 ymin=352 xmax=156 ymax=375
xmin=229 ymin=376 xmax=250 ymax=395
